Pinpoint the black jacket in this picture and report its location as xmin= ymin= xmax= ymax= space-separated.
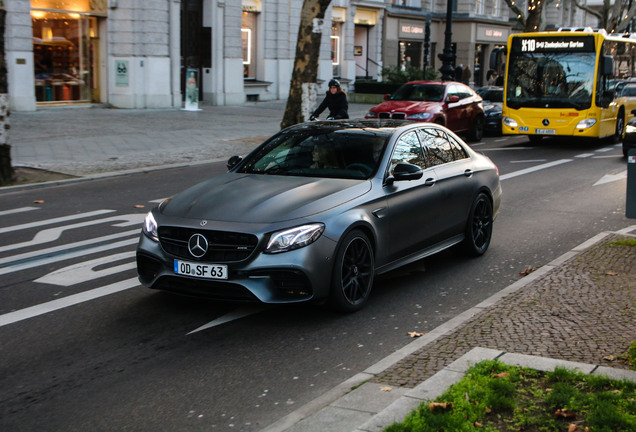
xmin=312 ymin=91 xmax=349 ymax=119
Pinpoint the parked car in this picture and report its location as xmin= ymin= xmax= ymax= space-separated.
xmin=137 ymin=120 xmax=502 ymax=312
xmin=475 ymin=86 xmax=503 ymax=135
xmin=364 ymin=81 xmax=485 ymax=142
xmin=623 ymin=108 xmax=636 ymax=157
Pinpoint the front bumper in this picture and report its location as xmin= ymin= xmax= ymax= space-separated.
xmin=136 ymin=232 xmax=338 ymax=304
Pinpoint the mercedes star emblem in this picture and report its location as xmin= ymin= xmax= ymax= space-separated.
xmin=188 ymin=233 xmax=209 ymax=258
xmin=542 ymin=119 xmax=550 ymax=126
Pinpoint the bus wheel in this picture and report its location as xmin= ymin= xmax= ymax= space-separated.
xmin=528 ymin=135 xmax=543 ymax=144
xmin=612 ymin=112 xmax=625 ymax=143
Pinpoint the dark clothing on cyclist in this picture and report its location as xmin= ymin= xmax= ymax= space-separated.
xmin=310 ymin=79 xmax=349 ymax=120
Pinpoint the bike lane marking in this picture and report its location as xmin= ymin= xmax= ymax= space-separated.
xmin=0 ymin=209 xmax=114 ymax=234
xmin=0 ymin=206 xmax=40 ymax=216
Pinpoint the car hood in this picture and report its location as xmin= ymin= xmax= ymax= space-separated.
xmin=161 ymin=173 xmax=371 ymax=223
xmin=371 ymin=100 xmax=440 ymax=113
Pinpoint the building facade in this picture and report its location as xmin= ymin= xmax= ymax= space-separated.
xmin=5 ymin=0 xmax=592 ymax=112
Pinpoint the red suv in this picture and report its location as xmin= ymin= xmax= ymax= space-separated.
xmin=365 ymin=81 xmax=485 ymax=141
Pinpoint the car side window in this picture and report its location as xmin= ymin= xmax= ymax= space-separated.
xmin=418 ymin=128 xmax=454 ymax=166
xmin=447 ymin=134 xmax=469 ymax=160
xmin=446 ymin=84 xmax=459 ymax=100
xmin=457 ymin=84 xmax=473 ymax=100
xmin=390 ymin=131 xmax=425 ymax=171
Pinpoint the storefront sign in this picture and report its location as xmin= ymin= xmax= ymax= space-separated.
xmin=477 ymin=25 xmax=509 ymax=42
xmin=399 ymin=20 xmax=425 ymax=39
xmin=115 ymin=60 xmax=128 ymax=87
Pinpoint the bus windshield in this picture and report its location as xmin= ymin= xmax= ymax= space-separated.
xmin=506 ymin=51 xmax=595 ymax=110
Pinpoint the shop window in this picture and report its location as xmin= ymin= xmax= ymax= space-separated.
xmin=32 ymin=9 xmax=92 ymax=103
xmin=399 ymin=41 xmax=421 ymax=71
xmin=242 ymin=11 xmax=257 ymax=79
xmin=332 ymin=24 xmax=341 ymax=78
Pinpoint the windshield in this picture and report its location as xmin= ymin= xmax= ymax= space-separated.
xmin=390 ymin=84 xmax=445 ymax=102
xmin=506 ymin=51 xmax=595 ymax=109
xmin=237 ymin=128 xmax=389 ymax=180
xmin=477 ymin=88 xmax=503 ymax=102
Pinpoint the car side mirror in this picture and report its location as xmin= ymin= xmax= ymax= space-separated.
xmin=392 ymin=162 xmax=423 ymax=182
xmin=447 ymin=95 xmax=460 ymax=103
xmin=384 ymin=93 xmax=391 ymax=101
xmin=227 ymin=155 xmax=243 ymax=170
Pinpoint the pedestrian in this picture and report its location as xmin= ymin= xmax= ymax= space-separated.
xmin=462 ymin=65 xmax=471 ymax=85
xmin=310 ymin=79 xmax=349 ymax=120
xmin=455 ymin=64 xmax=463 ymax=82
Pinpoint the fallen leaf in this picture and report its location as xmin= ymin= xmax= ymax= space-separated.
xmin=603 ymin=355 xmax=615 ymax=361
xmin=474 ymin=421 xmax=483 ymax=428
xmin=33 ymin=200 xmax=45 ymax=204
xmin=606 ymin=271 xmax=618 ymax=276
xmin=133 ymin=204 xmax=145 ymax=208
xmin=519 ymin=266 xmax=538 ymax=276
xmin=379 ymin=386 xmax=392 ymax=392
xmin=494 ymin=372 xmax=510 ymax=379
xmin=429 ymin=402 xmax=453 ymax=411
xmin=485 ymin=407 xmax=492 ymax=414
xmin=555 ymin=408 xmax=576 ymax=419
xmin=407 ymin=331 xmax=427 ymax=338
xmin=568 ymin=424 xmax=577 ymax=432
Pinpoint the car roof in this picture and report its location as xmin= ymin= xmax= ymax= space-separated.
xmin=285 ymin=119 xmax=456 ymax=138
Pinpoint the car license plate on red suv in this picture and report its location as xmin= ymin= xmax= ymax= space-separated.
xmin=174 ymin=260 xmax=228 ymax=279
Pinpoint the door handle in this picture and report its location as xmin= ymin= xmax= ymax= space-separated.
xmin=424 ymin=178 xmax=436 ymax=186
xmin=464 ymin=169 xmax=473 ymax=177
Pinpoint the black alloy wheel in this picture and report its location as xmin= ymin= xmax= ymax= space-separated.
xmin=462 ymin=193 xmax=493 ymax=256
xmin=329 ymin=230 xmax=374 ymax=312
xmin=613 ymin=112 xmax=625 ymax=144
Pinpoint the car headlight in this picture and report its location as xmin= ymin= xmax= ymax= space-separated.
xmin=502 ymin=117 xmax=518 ymax=128
xmin=265 ymin=223 xmax=325 ymax=254
xmin=407 ymin=112 xmax=433 ymax=120
xmin=626 ymin=124 xmax=636 ymax=134
xmin=365 ymin=111 xmax=377 ymax=118
xmin=143 ymin=211 xmax=159 ymax=242
xmin=575 ymin=118 xmax=597 ymax=129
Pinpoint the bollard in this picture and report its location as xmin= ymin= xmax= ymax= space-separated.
xmin=628 ymin=149 xmax=636 ymax=219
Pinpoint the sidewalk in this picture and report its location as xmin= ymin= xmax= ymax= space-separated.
xmin=267 ymin=228 xmax=636 ymax=432
xmin=9 ymin=100 xmax=374 ymax=176
xmin=6 ymin=102 xmax=636 ymax=431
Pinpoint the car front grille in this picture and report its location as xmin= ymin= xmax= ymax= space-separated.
xmin=379 ymin=112 xmax=406 ymax=119
xmin=158 ymin=226 xmax=258 ymax=262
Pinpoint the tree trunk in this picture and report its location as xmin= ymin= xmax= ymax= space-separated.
xmin=525 ymin=0 xmax=543 ymax=32
xmin=0 ymin=3 xmax=14 ymax=186
xmin=280 ymin=0 xmax=331 ymax=130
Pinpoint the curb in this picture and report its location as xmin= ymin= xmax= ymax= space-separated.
xmin=263 ymin=227 xmax=636 ymax=432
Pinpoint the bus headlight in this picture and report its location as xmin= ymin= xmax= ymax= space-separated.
xmin=575 ymin=118 xmax=597 ymax=129
xmin=503 ymin=117 xmax=518 ymax=128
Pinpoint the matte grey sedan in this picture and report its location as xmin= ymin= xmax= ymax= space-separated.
xmin=136 ymin=120 xmax=502 ymax=312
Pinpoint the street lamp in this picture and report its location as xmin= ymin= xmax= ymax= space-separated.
xmin=438 ymin=0 xmax=455 ymax=81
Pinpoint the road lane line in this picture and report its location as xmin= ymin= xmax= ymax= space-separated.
xmin=0 ymin=238 xmax=138 ymax=275
xmin=510 ymin=159 xmax=547 ymax=163
xmin=0 ymin=277 xmax=139 ymax=327
xmin=0 ymin=229 xmax=139 ymax=266
xmin=500 ymin=159 xmax=573 ymax=181
xmin=0 ymin=210 xmax=114 ymax=234
xmin=187 ymin=305 xmax=269 ymax=335
xmin=0 ymin=207 xmax=40 ymax=216
xmin=35 ymin=251 xmax=136 ymax=286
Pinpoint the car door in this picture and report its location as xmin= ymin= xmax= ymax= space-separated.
xmin=382 ymin=130 xmax=444 ymax=264
xmin=444 ymin=84 xmax=464 ymax=132
xmin=418 ymin=127 xmax=477 ymax=239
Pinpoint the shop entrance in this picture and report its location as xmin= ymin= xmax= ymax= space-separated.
xmin=31 ymin=4 xmax=101 ymax=104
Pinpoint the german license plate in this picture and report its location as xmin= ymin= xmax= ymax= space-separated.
xmin=535 ymin=128 xmax=555 ymax=134
xmin=174 ymin=260 xmax=228 ymax=280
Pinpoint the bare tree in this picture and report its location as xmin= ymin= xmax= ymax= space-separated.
xmin=503 ymin=0 xmax=548 ymax=31
xmin=0 ymin=0 xmax=13 ymax=185
xmin=572 ymin=0 xmax=636 ymax=33
xmin=281 ymin=0 xmax=332 ymax=130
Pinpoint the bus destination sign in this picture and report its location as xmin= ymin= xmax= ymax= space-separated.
xmin=512 ymin=36 xmax=595 ymax=53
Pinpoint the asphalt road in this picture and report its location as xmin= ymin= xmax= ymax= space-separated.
xmin=0 ymin=133 xmax=631 ymax=431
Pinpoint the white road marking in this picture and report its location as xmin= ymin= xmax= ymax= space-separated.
xmin=35 ymin=251 xmax=136 ymax=286
xmin=0 ymin=229 xmax=139 ymax=266
xmin=593 ymin=172 xmax=627 ymax=186
xmin=575 ymin=153 xmax=594 ymax=158
xmin=0 ymin=277 xmax=139 ymax=328
xmin=500 ymin=159 xmax=573 ymax=181
xmin=510 ymin=159 xmax=547 ymax=163
xmin=0 ymin=209 xmax=114 ymax=234
xmin=0 ymin=238 xmax=138 ymax=276
xmin=0 ymin=206 xmax=40 ymax=216
xmin=187 ymin=305 xmax=269 ymax=335
xmin=0 ymin=213 xmax=144 ymax=253
xmin=595 ymin=147 xmax=614 ymax=153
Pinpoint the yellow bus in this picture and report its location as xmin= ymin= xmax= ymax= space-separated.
xmin=502 ymin=28 xmax=636 ymax=143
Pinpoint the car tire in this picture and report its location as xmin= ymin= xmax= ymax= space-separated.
xmin=328 ymin=230 xmax=374 ymax=312
xmin=462 ymin=193 xmax=493 ymax=257
xmin=469 ymin=116 xmax=484 ymax=142
xmin=613 ymin=111 xmax=625 ymax=144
